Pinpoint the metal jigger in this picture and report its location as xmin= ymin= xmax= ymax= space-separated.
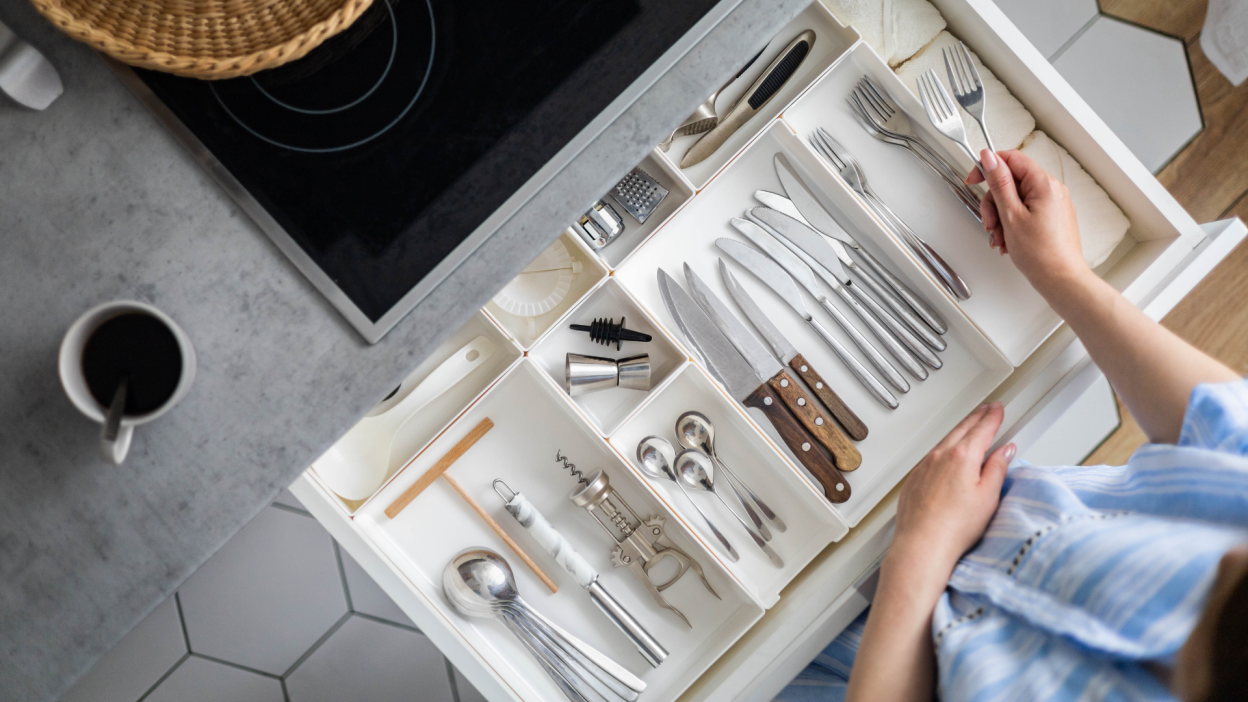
xmin=566 ymin=353 xmax=650 ymax=396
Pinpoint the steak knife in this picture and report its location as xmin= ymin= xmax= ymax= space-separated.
xmin=771 ymin=154 xmax=948 ymax=336
xmin=683 ymin=264 xmax=861 ymax=473
xmin=657 ymin=269 xmax=855 ymax=500
xmin=680 ymin=31 xmax=815 ymax=168
xmin=719 ymin=259 xmax=868 ymax=441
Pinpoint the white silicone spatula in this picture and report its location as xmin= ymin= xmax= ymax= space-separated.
xmin=313 ymin=335 xmax=496 ymax=501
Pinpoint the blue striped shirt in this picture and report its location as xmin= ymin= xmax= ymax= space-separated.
xmin=776 ymin=380 xmax=1248 ymax=702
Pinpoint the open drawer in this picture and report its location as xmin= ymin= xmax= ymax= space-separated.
xmin=290 ymin=0 xmax=1244 ymax=697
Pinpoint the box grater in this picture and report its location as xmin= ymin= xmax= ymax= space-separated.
xmin=609 ymin=168 xmax=669 ymax=224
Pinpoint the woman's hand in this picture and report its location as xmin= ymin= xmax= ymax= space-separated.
xmin=892 ymin=402 xmax=1015 ymax=578
xmin=967 ymin=149 xmax=1088 ymax=296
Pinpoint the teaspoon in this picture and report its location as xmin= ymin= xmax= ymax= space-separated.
xmin=674 ymin=450 xmax=784 ymax=568
xmin=636 ymin=437 xmax=739 ymax=562
xmin=677 ymin=411 xmax=786 ymax=532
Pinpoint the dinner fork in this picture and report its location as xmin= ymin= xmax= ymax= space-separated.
xmin=810 ymin=128 xmax=972 ymax=301
xmin=917 ymin=69 xmax=984 ymax=178
xmin=943 ymin=41 xmax=994 ymax=152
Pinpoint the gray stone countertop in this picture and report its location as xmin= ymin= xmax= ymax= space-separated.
xmin=0 ymin=0 xmax=809 ymax=699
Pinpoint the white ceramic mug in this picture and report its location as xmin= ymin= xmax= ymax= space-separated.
xmin=58 ymin=301 xmax=197 ymax=463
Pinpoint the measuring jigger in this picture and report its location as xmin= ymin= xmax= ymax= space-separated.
xmin=494 ymin=480 xmax=669 ymax=667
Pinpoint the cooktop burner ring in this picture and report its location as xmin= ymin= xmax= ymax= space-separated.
xmin=208 ymin=0 xmax=436 ymax=154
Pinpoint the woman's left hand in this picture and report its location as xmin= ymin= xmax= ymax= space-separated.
xmin=893 ymin=402 xmax=1016 ymax=578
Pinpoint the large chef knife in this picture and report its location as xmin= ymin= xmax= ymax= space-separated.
xmin=750 ymin=207 xmax=941 ymax=373
xmin=772 ymin=154 xmax=948 ymax=336
xmin=657 ymin=269 xmax=854 ymax=500
xmin=680 ymin=31 xmax=815 ymax=169
xmin=718 ymin=259 xmax=868 ymax=441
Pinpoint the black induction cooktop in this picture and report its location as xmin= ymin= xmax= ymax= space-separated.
xmin=124 ymin=0 xmax=725 ymax=341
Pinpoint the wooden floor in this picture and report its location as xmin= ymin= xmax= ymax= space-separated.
xmin=1083 ymin=0 xmax=1248 ymax=465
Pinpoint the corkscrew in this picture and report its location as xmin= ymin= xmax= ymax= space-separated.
xmin=555 ymin=451 xmax=719 ymax=628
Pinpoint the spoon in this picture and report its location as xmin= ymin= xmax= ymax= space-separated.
xmin=674 ymin=451 xmax=784 ymax=568
xmin=636 ymin=436 xmax=739 ymax=562
xmin=99 ymin=377 xmax=128 ymax=463
xmin=677 ymin=411 xmax=786 ymax=533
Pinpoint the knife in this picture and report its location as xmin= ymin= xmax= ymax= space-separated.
xmin=657 ymin=269 xmax=854 ymax=501
xmin=680 ymin=30 xmax=815 ymax=169
xmin=728 ymin=219 xmax=908 ymax=399
xmin=756 ymin=190 xmax=948 ymax=354
xmin=719 ymin=259 xmax=868 ymax=441
xmin=749 ymin=207 xmax=942 ymax=374
xmin=683 ymin=264 xmax=860 ymax=472
xmin=770 ymin=154 xmax=948 ymax=336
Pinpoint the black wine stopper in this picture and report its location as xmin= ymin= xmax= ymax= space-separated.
xmin=569 ymin=317 xmax=652 ymax=350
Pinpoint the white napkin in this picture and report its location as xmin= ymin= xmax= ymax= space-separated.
xmin=822 ymin=0 xmax=946 ymax=67
xmin=1201 ymin=0 xmax=1248 ymax=86
xmin=1019 ymin=131 xmax=1131 ymax=268
xmin=894 ymin=31 xmax=1035 ymax=153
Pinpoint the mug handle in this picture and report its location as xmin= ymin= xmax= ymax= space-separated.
xmin=101 ymin=424 xmax=133 ymax=464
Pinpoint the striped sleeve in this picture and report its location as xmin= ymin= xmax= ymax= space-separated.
xmin=1178 ymin=379 xmax=1248 ymax=455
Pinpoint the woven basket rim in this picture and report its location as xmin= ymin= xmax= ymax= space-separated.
xmin=29 ymin=0 xmax=376 ymax=80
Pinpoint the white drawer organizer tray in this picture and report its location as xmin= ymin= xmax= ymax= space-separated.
xmin=293 ymin=0 xmax=1245 ymax=701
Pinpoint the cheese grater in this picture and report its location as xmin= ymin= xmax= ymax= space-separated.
xmin=609 ymin=168 xmax=669 ymax=224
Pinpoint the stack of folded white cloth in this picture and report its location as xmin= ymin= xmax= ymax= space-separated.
xmin=821 ymin=0 xmax=946 ymax=66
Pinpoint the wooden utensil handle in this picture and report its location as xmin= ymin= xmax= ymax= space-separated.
xmin=788 ymin=354 xmax=868 ymax=441
xmin=744 ymin=383 xmax=851 ymax=503
xmin=767 ymin=368 xmax=862 ymax=472
xmin=442 ymin=473 xmax=559 ymax=594
xmin=384 ymin=418 xmax=494 ymax=519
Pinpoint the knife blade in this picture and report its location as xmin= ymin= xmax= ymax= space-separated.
xmin=680 ymin=31 xmax=815 ymax=168
xmin=717 ymin=234 xmax=898 ymax=411
xmin=683 ymin=264 xmax=860 ymax=473
xmin=773 ymin=153 xmax=949 ymax=336
xmin=719 ymin=259 xmax=868 ymax=441
xmin=657 ymin=268 xmax=853 ymax=500
xmin=755 ymin=190 xmax=946 ymax=353
xmin=731 ymin=218 xmax=910 ymax=397
xmin=750 ymin=207 xmax=941 ymax=374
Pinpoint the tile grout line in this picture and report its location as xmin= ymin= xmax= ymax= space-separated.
xmin=270 ymin=502 xmax=313 ymax=518
xmin=332 ymin=541 xmax=355 ymax=612
xmin=173 ymin=592 xmax=192 ymax=653
xmin=352 ymin=610 xmax=423 ymax=634
xmin=281 ymin=677 xmax=292 ymax=702
xmin=445 ymin=657 xmax=463 ymax=702
xmin=190 ymin=652 xmax=284 ymax=680
xmin=280 ymin=610 xmax=354 ymax=679
xmin=1049 ymin=12 xmax=1103 ymax=63
xmin=135 ymin=651 xmax=191 ymax=702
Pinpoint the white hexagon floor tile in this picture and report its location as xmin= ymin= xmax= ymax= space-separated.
xmin=1054 ymin=15 xmax=1202 ymax=172
xmin=60 ymin=596 xmax=186 ymax=702
xmin=285 ymin=616 xmax=454 ymax=702
xmin=178 ymin=506 xmax=348 ymax=675
xmin=340 ymin=549 xmax=414 ymax=627
xmin=144 ymin=656 xmax=284 ymax=702
xmin=991 ymin=0 xmax=1099 ymax=58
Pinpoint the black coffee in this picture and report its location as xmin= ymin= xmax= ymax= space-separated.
xmin=83 ymin=312 xmax=183 ymax=416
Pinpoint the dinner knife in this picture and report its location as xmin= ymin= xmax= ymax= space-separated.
xmin=682 ymin=264 xmax=860 ymax=472
xmin=750 ymin=207 xmax=942 ymax=373
xmin=657 ymin=269 xmax=855 ymax=500
xmin=680 ymin=31 xmax=815 ymax=168
xmin=771 ymin=154 xmax=948 ymax=336
xmin=729 ymin=219 xmax=909 ymax=397
xmin=755 ymin=190 xmax=946 ymax=353
xmin=719 ymin=259 xmax=868 ymax=441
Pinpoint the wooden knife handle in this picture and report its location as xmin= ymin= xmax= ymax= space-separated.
xmin=788 ymin=354 xmax=868 ymax=441
xmin=767 ymin=369 xmax=862 ymax=472
xmin=744 ymin=382 xmax=852 ymax=503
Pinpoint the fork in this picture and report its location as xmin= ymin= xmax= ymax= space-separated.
xmin=810 ymin=128 xmax=972 ymax=301
xmin=917 ymin=69 xmax=984 ymax=178
xmin=943 ymin=41 xmax=994 ymax=152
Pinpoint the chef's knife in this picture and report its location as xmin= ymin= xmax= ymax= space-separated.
xmin=755 ymin=190 xmax=946 ymax=353
xmin=719 ymin=259 xmax=868 ymax=441
xmin=657 ymin=269 xmax=854 ymax=499
xmin=683 ymin=264 xmax=860 ymax=472
xmin=680 ymin=31 xmax=815 ymax=168
xmin=750 ymin=207 xmax=941 ymax=374
xmin=772 ymin=154 xmax=948 ymax=336
xmin=728 ymin=219 xmax=907 ymax=401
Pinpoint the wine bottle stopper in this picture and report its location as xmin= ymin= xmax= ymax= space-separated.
xmin=569 ymin=317 xmax=653 ymax=350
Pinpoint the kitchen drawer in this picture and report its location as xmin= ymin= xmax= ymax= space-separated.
xmin=290 ymin=0 xmax=1246 ymax=697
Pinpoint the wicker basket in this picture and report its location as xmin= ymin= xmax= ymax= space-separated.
xmin=30 ymin=0 xmax=375 ymax=80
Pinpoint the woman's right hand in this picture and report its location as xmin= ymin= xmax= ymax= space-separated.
xmin=966 ymin=149 xmax=1088 ymax=295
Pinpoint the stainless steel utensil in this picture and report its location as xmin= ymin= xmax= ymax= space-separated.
xmin=943 ymin=42 xmax=994 ymax=152
xmin=493 ymin=480 xmax=668 ymax=667
xmin=0 ymin=19 xmax=63 ymax=111
xmin=658 ymin=46 xmax=767 ymax=151
xmin=574 ymin=200 xmax=625 ymax=250
xmin=100 ymin=378 xmax=128 ymax=461
xmin=719 ymin=260 xmax=869 ymax=441
xmin=610 ymin=169 xmax=669 ymax=224
xmin=674 ymin=449 xmax=783 ymax=568
xmin=809 ymin=129 xmax=972 ymax=301
xmin=681 ymin=31 xmax=815 ymax=168
xmin=917 ymin=69 xmax=984 ymax=177
xmin=675 ymin=411 xmax=787 ymax=531
xmin=657 ymin=268 xmax=858 ymax=494
xmin=636 ymin=436 xmax=739 ymax=561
